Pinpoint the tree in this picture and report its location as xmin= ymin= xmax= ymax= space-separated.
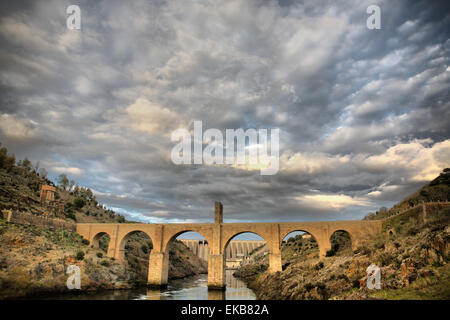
xmin=22 ymin=157 xmax=32 ymax=171
xmin=38 ymin=168 xmax=48 ymax=179
xmin=69 ymin=180 xmax=75 ymax=192
xmin=4 ymin=153 xmax=15 ymax=171
xmin=73 ymin=197 xmax=86 ymax=209
xmin=0 ymin=144 xmax=15 ymax=171
xmin=57 ymin=173 xmax=69 ymax=190
xmin=85 ymin=188 xmax=94 ymax=201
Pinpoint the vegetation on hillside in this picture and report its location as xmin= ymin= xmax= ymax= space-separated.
xmin=0 ymin=218 xmax=131 ymax=299
xmin=0 ymin=143 xmax=126 ymax=223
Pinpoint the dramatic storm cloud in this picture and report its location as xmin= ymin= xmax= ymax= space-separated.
xmin=1 ymin=0 xmax=449 ymax=223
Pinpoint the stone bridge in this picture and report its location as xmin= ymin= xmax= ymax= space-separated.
xmin=76 ymin=202 xmax=382 ymax=289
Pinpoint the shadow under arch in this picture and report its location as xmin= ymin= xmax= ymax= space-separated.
xmin=118 ymin=230 xmax=154 ymax=262
xmin=329 ymin=229 xmax=353 ymax=256
xmin=92 ymin=232 xmax=111 ymax=252
xmin=222 ymin=231 xmax=268 ymax=276
xmin=281 ymin=230 xmax=319 ymax=264
xmin=161 ymin=230 xmax=210 ymax=283
xmin=117 ymin=230 xmax=153 ymax=285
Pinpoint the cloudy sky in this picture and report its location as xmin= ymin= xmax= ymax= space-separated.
xmin=1 ymin=0 xmax=450 ymax=225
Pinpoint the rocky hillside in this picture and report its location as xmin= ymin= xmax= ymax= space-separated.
xmin=234 ymin=170 xmax=450 ymax=300
xmin=0 ymin=219 xmax=131 ymax=299
xmin=0 ymin=143 xmax=207 ymax=298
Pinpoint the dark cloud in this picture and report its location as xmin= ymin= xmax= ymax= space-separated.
xmin=0 ymin=0 xmax=449 ymax=223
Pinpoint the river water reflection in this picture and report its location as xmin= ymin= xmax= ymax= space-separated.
xmin=32 ymin=270 xmax=255 ymax=300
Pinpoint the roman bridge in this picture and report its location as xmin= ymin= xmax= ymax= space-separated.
xmin=76 ymin=202 xmax=382 ymax=289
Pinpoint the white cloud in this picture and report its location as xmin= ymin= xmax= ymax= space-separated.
xmin=0 ymin=114 xmax=38 ymax=139
xmin=53 ymin=166 xmax=84 ymax=176
xmin=295 ymin=194 xmax=372 ymax=210
xmin=125 ymin=97 xmax=185 ymax=135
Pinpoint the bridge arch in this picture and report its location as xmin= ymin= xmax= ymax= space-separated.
xmin=328 ymin=229 xmax=353 ymax=256
xmin=222 ymin=231 xmax=268 ymax=279
xmin=162 ymin=229 xmax=213 ymax=254
xmin=281 ymin=230 xmax=320 ymax=261
xmin=157 ymin=230 xmax=210 ymax=286
xmin=280 ymin=228 xmax=324 ymax=258
xmin=117 ymin=230 xmax=153 ymax=262
xmin=222 ymin=231 xmax=268 ymax=255
xmin=91 ymin=232 xmax=111 ymax=252
xmin=280 ymin=229 xmax=320 ymax=247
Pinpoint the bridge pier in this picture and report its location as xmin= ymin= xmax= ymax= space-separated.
xmin=318 ymin=241 xmax=331 ymax=258
xmin=147 ymin=251 xmax=169 ymax=288
xmin=107 ymin=236 xmax=118 ymax=259
xmin=268 ymin=253 xmax=282 ymax=272
xmin=207 ymin=254 xmax=226 ymax=290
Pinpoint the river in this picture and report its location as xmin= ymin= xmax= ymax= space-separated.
xmin=31 ymin=270 xmax=256 ymax=300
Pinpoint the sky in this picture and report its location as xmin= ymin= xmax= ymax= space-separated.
xmin=1 ymin=0 xmax=450 ymax=227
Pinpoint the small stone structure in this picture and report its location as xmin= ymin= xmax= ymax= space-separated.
xmin=1 ymin=209 xmax=75 ymax=231
xmin=40 ymin=185 xmax=56 ymax=203
xmin=214 ymin=201 xmax=223 ymax=224
xmin=1 ymin=209 xmax=13 ymax=222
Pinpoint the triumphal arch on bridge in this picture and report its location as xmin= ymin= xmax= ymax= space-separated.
xmin=76 ymin=202 xmax=382 ymax=289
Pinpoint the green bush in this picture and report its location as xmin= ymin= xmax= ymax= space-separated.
xmin=99 ymin=235 xmax=110 ymax=253
xmin=73 ymin=198 xmax=86 ymax=209
xmin=76 ymin=251 xmax=85 ymax=260
xmin=100 ymin=260 xmax=110 ymax=267
xmin=96 ymin=252 xmax=103 ymax=258
xmin=314 ymin=261 xmax=324 ymax=270
xmin=81 ymin=239 xmax=90 ymax=245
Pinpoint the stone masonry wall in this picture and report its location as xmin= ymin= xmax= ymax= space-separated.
xmin=1 ymin=209 xmax=75 ymax=231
